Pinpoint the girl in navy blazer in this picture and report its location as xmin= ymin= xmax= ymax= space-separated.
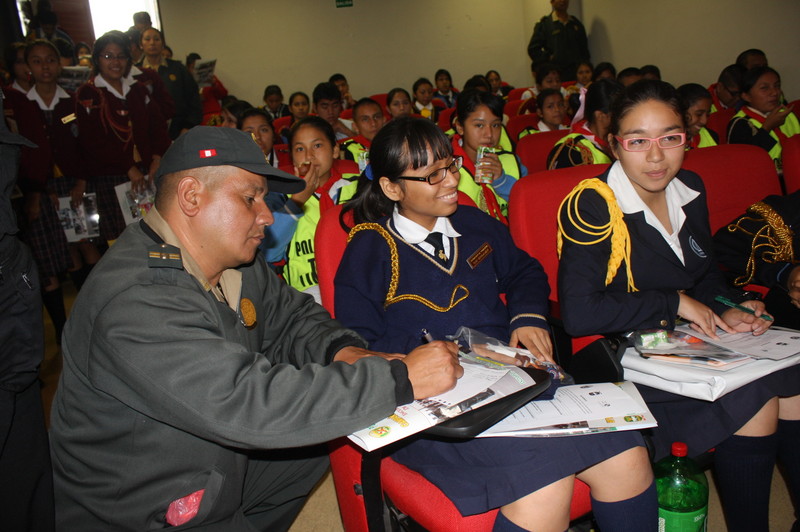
xmin=558 ymin=79 xmax=800 ymax=532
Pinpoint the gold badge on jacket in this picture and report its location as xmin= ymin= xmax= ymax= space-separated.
xmin=240 ymin=298 xmax=257 ymax=328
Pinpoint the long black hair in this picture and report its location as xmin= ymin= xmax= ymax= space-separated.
xmin=341 ymin=117 xmax=452 ymax=227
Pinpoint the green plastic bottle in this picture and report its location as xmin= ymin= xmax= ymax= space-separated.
xmin=654 ymin=442 xmax=708 ymax=532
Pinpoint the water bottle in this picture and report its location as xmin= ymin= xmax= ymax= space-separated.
xmin=654 ymin=442 xmax=708 ymax=532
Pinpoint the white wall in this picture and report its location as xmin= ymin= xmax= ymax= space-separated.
xmin=160 ymin=0 xmax=541 ymax=106
xmin=582 ymin=0 xmax=800 ymax=97
xmin=160 ymin=0 xmax=798 ymax=106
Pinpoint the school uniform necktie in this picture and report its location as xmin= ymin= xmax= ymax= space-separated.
xmin=424 ymin=232 xmax=448 ymax=266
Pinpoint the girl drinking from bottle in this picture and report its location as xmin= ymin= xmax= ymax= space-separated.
xmin=452 ymin=89 xmax=525 ymax=223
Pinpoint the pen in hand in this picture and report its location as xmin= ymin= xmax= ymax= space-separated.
xmin=714 ymin=296 xmax=774 ymax=322
xmin=421 ymin=328 xmax=435 ymax=344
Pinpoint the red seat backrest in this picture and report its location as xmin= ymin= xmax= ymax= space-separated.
xmin=509 ymin=164 xmax=609 ymax=297
xmin=683 ymin=144 xmax=782 ymax=233
xmin=507 ymin=87 xmax=529 ymax=101
xmin=781 ymin=134 xmax=800 ymax=194
xmin=503 ymin=99 xmax=524 ymax=120
xmin=515 ymin=129 xmax=570 ymax=174
xmin=437 ymin=107 xmax=456 ymax=132
xmin=340 ymin=108 xmax=354 ymax=120
xmin=272 ymin=115 xmax=292 ymax=135
xmin=506 ymin=114 xmax=541 ymax=142
xmin=706 ymin=107 xmax=735 ymax=144
xmin=272 ymin=143 xmax=291 ymax=168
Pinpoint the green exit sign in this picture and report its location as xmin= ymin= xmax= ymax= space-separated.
xmin=336 ymin=0 xmax=353 ymax=7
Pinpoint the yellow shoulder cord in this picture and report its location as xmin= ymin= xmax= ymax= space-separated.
xmin=726 ymin=201 xmax=795 ymax=286
xmin=557 ymin=178 xmax=637 ymax=292
xmin=347 ymin=223 xmax=470 ymax=312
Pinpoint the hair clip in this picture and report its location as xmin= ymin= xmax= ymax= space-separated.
xmin=364 ymin=163 xmax=374 ymax=181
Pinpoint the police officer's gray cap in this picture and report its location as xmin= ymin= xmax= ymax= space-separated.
xmin=155 ymin=126 xmax=304 ymax=194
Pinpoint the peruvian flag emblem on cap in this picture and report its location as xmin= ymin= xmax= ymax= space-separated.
xmin=199 ymin=149 xmax=217 ymax=158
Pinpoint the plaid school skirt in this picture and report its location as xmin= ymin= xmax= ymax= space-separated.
xmin=19 ymin=190 xmax=71 ymax=281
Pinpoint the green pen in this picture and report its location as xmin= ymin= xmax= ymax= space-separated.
xmin=714 ymin=295 xmax=774 ymax=322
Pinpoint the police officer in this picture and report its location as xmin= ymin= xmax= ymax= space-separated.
xmin=49 ymin=126 xmax=461 ymax=531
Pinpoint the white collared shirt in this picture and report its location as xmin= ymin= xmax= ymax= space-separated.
xmin=93 ymin=73 xmax=134 ymax=100
xmin=537 ymin=120 xmax=568 ymax=132
xmin=27 ymin=84 xmax=70 ymax=111
xmin=392 ymin=205 xmax=461 ymax=259
xmin=606 ymin=160 xmax=699 ymax=265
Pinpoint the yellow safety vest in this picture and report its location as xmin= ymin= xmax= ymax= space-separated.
xmin=549 ymin=133 xmax=611 ymax=169
xmin=731 ymin=110 xmax=800 ymax=172
xmin=285 ymin=174 xmax=358 ymax=291
xmin=457 ymin=151 xmax=521 ymax=219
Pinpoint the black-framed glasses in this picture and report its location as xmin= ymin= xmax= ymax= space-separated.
xmin=397 ymin=156 xmax=462 ymax=185
xmin=614 ymin=133 xmax=686 ymax=152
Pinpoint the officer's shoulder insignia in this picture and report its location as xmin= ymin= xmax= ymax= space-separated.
xmin=147 ymin=243 xmax=183 ymax=268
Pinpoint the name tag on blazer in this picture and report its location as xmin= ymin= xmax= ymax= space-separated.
xmin=467 ymin=242 xmax=493 ymax=269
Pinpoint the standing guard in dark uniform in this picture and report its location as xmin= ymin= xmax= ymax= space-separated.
xmin=0 ymin=88 xmax=55 ymax=531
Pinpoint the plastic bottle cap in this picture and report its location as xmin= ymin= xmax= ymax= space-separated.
xmin=671 ymin=442 xmax=688 ymax=457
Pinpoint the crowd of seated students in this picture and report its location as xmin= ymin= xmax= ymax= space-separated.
xmin=4 ymin=26 xmax=800 ymax=529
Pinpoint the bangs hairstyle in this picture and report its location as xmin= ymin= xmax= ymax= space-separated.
xmin=288 ymin=116 xmax=336 ymax=148
xmin=342 ymin=117 xmax=453 ymax=226
xmin=741 ymin=66 xmax=780 ymax=94
xmin=609 ymin=79 xmax=683 ymax=138
xmin=92 ymin=31 xmax=132 ymax=75
xmin=456 ymin=89 xmax=505 ymax=124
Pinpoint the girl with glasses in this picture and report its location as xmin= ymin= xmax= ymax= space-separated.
xmin=75 ymin=30 xmax=170 ymax=244
xmin=558 ymin=79 xmax=800 ymax=532
xmin=335 ymin=117 xmax=657 ymax=532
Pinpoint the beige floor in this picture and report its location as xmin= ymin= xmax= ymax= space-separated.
xmin=42 ymin=282 xmax=795 ymax=532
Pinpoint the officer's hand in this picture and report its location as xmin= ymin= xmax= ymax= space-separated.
xmin=333 ymin=346 xmax=405 ymax=364
xmin=403 ymin=341 xmax=462 ymax=399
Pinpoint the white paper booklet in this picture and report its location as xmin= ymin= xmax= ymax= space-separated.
xmin=478 ymin=381 xmax=656 ymax=438
xmin=675 ymin=324 xmax=800 ymax=360
xmin=348 ymin=354 xmax=537 ymax=452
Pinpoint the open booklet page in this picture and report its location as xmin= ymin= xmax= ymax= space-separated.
xmin=478 ymin=381 xmax=655 ymax=438
xmin=633 ymin=329 xmax=753 ymax=371
xmin=348 ymin=354 xmax=538 ymax=452
xmin=674 ymin=324 xmax=800 ymax=360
